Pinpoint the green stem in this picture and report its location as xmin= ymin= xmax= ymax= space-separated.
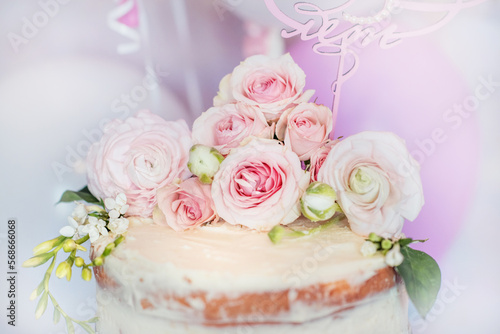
xmin=48 ymin=292 xmax=96 ymax=333
xmin=75 ymin=235 xmax=89 ymax=245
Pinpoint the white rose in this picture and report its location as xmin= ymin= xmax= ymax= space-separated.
xmin=318 ymin=131 xmax=424 ymax=238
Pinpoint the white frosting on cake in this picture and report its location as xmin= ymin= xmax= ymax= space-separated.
xmin=95 ymin=215 xmax=408 ymax=332
xmin=102 ymin=216 xmax=387 ymax=292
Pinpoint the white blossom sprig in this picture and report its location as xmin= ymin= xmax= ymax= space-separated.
xmin=24 ymin=187 xmax=130 ymax=334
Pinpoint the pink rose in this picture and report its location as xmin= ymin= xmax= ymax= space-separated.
xmin=309 ymin=140 xmax=338 ymax=183
xmin=154 ymin=178 xmax=218 ymax=231
xmin=192 ymin=103 xmax=274 ymax=156
xmin=213 ymin=53 xmax=314 ymax=122
xmin=276 ymin=103 xmax=333 ymax=160
xmin=318 ymin=131 xmax=424 ymax=238
xmin=211 ymin=138 xmax=309 ymax=231
xmin=86 ymin=110 xmax=192 ymax=217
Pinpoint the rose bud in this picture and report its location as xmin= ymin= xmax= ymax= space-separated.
xmin=300 ymin=182 xmax=339 ymax=222
xmin=385 ymin=243 xmax=405 ymax=267
xmin=187 ymin=144 xmax=224 ymax=184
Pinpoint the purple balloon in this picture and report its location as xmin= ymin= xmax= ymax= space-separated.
xmin=288 ymin=37 xmax=479 ymax=260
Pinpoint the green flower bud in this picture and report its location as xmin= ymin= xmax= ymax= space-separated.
xmin=76 ymin=244 xmax=87 ymax=252
xmin=187 ymin=144 xmax=224 ymax=184
xmin=22 ymin=252 xmax=54 ymax=268
xmin=55 ymin=261 xmax=71 ymax=279
xmin=74 ymin=257 xmax=85 ymax=267
xmin=300 ymin=182 xmax=338 ymax=222
xmin=32 ymin=236 xmax=65 ymax=256
xmin=66 ymin=267 xmax=72 ymax=281
xmin=368 ymin=232 xmax=382 ymax=243
xmin=93 ymin=256 xmax=104 ymax=267
xmin=63 ymin=239 xmax=77 ymax=253
xmin=103 ymin=243 xmax=115 ymax=257
xmin=114 ymin=235 xmax=125 ymax=246
xmin=268 ymin=225 xmax=286 ymax=244
xmin=82 ymin=267 xmax=92 ymax=282
xmin=381 ymin=239 xmax=393 ymax=250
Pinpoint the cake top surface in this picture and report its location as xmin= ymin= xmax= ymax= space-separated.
xmin=101 ymin=216 xmax=387 ymax=292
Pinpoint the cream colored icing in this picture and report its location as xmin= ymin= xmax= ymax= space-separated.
xmin=106 ymin=215 xmax=387 ymax=292
xmin=95 ymin=215 xmax=409 ymax=331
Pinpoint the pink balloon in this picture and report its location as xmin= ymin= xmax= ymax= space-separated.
xmin=288 ymin=37 xmax=479 ymax=260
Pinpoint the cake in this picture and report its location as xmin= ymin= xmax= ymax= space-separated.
xmin=93 ymin=217 xmax=409 ymax=334
xmin=24 ymin=53 xmax=440 ymax=334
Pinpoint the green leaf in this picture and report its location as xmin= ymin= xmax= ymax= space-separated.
xmin=35 ymin=291 xmax=49 ymax=319
xmin=53 ymin=307 xmax=61 ymax=324
xmin=30 ymin=281 xmax=45 ymax=301
xmin=395 ymin=246 xmax=441 ymax=318
xmin=66 ymin=317 xmax=75 ymax=334
xmin=78 ymin=322 xmax=95 ymax=334
xmin=58 ymin=186 xmax=99 ymax=204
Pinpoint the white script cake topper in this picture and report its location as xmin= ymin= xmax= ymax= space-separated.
xmin=264 ymin=0 xmax=488 ymax=116
xmin=107 ymin=0 xmax=141 ymax=54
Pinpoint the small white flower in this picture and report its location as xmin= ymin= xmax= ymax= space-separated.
xmin=108 ymin=209 xmax=120 ymax=219
xmin=108 ymin=218 xmax=129 ymax=235
xmin=104 ymin=197 xmax=116 ymax=211
xmin=115 ymin=193 xmax=127 ymax=207
xmin=385 ymin=243 xmax=404 ymax=267
xmin=71 ymin=203 xmax=88 ymax=224
xmin=81 ymin=216 xmax=109 ymax=243
xmin=59 ymin=217 xmax=79 ymax=238
xmin=104 ymin=193 xmax=129 ymax=216
xmin=361 ymin=241 xmax=378 ymax=256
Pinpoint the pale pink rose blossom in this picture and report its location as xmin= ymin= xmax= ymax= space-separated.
xmin=211 ymin=138 xmax=310 ymax=231
xmin=318 ymin=131 xmax=424 ymax=238
xmin=309 ymin=140 xmax=338 ymax=182
xmin=86 ymin=110 xmax=192 ymax=217
xmin=214 ymin=53 xmax=314 ymax=122
xmin=276 ymin=103 xmax=333 ymax=160
xmin=192 ymin=103 xmax=274 ymax=156
xmin=155 ymin=178 xmax=218 ymax=231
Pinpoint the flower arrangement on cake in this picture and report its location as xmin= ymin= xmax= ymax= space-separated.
xmin=24 ymin=53 xmax=440 ymax=333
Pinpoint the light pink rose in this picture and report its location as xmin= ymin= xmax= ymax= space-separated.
xmin=276 ymin=103 xmax=333 ymax=160
xmin=309 ymin=140 xmax=338 ymax=182
xmin=86 ymin=110 xmax=192 ymax=217
xmin=318 ymin=131 xmax=424 ymax=238
xmin=211 ymin=138 xmax=310 ymax=231
xmin=192 ymin=103 xmax=274 ymax=156
xmin=154 ymin=178 xmax=218 ymax=231
xmin=213 ymin=53 xmax=314 ymax=122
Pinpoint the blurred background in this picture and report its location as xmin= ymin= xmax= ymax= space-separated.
xmin=0 ymin=0 xmax=498 ymax=333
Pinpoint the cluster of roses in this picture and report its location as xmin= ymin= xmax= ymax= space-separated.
xmin=86 ymin=53 xmax=424 ymax=239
